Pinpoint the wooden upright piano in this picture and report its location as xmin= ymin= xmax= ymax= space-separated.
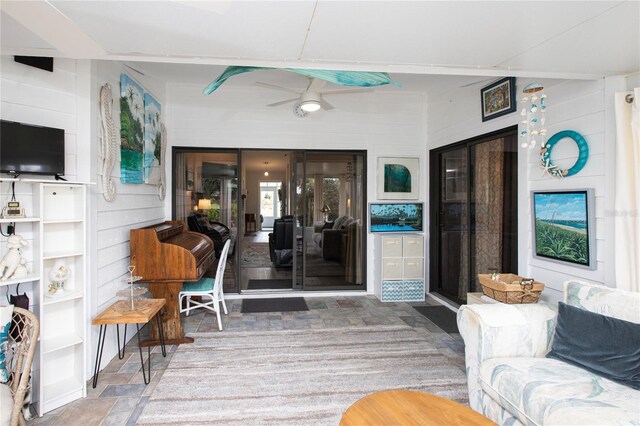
xmin=130 ymin=221 xmax=215 ymax=345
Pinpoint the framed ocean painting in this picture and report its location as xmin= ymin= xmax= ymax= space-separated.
xmin=532 ymin=189 xmax=596 ymax=270
xmin=377 ymin=157 xmax=419 ymax=200
xmin=120 ymin=73 xmax=145 ymax=184
xmin=370 ymin=202 xmax=423 ymax=233
xmin=143 ymin=93 xmax=162 ymax=184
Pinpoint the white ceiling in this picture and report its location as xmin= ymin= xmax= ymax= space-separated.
xmin=1 ymin=1 xmax=638 ymax=93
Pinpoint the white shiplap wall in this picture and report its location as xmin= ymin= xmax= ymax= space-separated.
xmin=427 ymin=77 xmax=618 ymax=304
xmin=165 ymin=83 xmax=427 ymax=293
xmin=90 ymin=61 xmax=167 ymax=367
xmin=0 ymin=56 xmax=97 ymax=382
xmin=0 ymin=56 xmax=83 ymax=311
xmin=1 ymin=56 xmax=169 ymax=377
xmin=0 ymin=56 xmax=81 ymax=181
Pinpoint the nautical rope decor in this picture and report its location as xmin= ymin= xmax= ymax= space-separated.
xmin=158 ymin=123 xmax=167 ymax=200
xmin=99 ymin=83 xmax=117 ymax=201
xmin=540 ymin=130 xmax=589 ymax=178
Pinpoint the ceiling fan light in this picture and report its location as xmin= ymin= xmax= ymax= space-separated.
xmin=300 ymin=100 xmax=321 ymax=112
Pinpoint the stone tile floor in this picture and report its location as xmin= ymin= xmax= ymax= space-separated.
xmin=30 ymin=295 xmax=464 ymax=425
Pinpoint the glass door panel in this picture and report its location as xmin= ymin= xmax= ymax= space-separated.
xmin=240 ymin=151 xmax=293 ymax=292
xmin=439 ymin=148 xmax=469 ymax=302
xmin=173 ymin=150 xmax=239 ymax=293
xmin=301 ymin=152 xmax=365 ymax=290
xmin=469 ymin=138 xmax=518 ymax=291
xmin=431 ymin=128 xmax=518 ymax=305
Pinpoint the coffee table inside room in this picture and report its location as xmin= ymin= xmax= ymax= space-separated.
xmin=340 ymin=390 xmax=496 ymax=426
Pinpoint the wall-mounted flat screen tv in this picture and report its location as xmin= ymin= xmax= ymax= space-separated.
xmin=0 ymin=120 xmax=65 ymax=177
xmin=532 ymin=189 xmax=596 ymax=270
xmin=370 ymin=203 xmax=423 ymax=233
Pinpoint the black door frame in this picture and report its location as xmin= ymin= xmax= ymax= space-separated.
xmin=172 ymin=147 xmax=367 ymax=294
xmin=429 ymin=126 xmax=518 ymax=305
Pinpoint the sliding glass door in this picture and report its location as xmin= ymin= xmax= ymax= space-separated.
xmin=173 ymin=148 xmax=366 ymax=293
xmin=173 ymin=149 xmax=239 ymax=293
xmin=430 ymin=127 xmax=518 ymax=304
xmin=293 ymin=151 xmax=366 ymax=291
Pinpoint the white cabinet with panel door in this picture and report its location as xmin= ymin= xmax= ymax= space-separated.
xmin=377 ymin=234 xmax=425 ymax=302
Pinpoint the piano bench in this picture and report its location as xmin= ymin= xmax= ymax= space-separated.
xmin=91 ymin=299 xmax=167 ymax=387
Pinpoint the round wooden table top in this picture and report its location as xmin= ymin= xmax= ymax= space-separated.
xmin=340 ymin=390 xmax=497 ymax=426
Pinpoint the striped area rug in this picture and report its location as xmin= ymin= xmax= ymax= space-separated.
xmin=137 ymin=325 xmax=468 ymax=425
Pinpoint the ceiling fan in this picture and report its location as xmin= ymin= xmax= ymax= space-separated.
xmin=254 ymin=78 xmax=374 ymax=116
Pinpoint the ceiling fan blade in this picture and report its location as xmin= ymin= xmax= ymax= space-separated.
xmin=254 ymin=82 xmax=301 ymax=95
xmin=307 ymin=78 xmax=327 ymax=92
xmin=321 ymin=88 xmax=374 ymax=95
xmin=267 ymin=98 xmax=299 ymax=107
xmin=320 ymin=98 xmax=335 ymax=111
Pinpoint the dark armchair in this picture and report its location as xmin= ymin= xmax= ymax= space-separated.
xmin=187 ymin=213 xmax=234 ymax=258
xmin=268 ymin=216 xmax=294 ymax=268
xmin=312 ymin=216 xmax=356 ymax=263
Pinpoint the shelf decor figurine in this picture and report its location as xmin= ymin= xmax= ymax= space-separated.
xmin=0 ymin=234 xmax=28 ymax=280
xmin=116 ymin=265 xmax=147 ymax=310
xmin=47 ymin=259 xmax=70 ymax=297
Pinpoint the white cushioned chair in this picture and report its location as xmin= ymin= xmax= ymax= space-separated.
xmin=179 ymin=239 xmax=230 ymax=331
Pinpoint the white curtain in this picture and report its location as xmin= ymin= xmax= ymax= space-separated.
xmin=614 ymin=87 xmax=640 ymax=292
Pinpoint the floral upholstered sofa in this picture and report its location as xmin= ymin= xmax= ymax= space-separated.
xmin=457 ymin=280 xmax=640 ymax=425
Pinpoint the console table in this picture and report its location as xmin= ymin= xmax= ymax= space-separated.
xmin=92 ymin=299 xmax=167 ymax=387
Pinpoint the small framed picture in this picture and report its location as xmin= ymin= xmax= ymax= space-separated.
xmin=481 ymin=77 xmax=516 ymax=122
xmin=377 ymin=157 xmax=419 ymax=200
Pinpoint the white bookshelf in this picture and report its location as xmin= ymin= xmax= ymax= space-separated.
xmin=0 ymin=179 xmax=87 ymax=416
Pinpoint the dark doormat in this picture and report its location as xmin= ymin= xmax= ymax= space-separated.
xmin=413 ymin=305 xmax=459 ymax=334
xmin=241 ymin=297 xmax=309 ymax=313
xmin=247 ymin=279 xmax=292 ymax=290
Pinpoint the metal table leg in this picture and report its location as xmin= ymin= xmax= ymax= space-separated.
xmin=136 ymin=323 xmax=151 ymax=385
xmin=116 ymin=324 xmax=128 ymax=359
xmin=92 ymin=324 xmax=107 ymax=388
xmin=156 ymin=311 xmax=167 ymax=357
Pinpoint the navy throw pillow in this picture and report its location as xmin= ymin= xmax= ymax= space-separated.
xmin=546 ymin=302 xmax=640 ymax=389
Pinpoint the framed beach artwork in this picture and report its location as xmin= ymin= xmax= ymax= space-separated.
xmin=481 ymin=77 xmax=516 ymax=122
xmin=143 ymin=93 xmax=162 ymax=184
xmin=377 ymin=157 xmax=419 ymax=200
xmin=369 ymin=202 xmax=423 ymax=233
xmin=532 ymin=189 xmax=596 ymax=270
xmin=120 ymin=73 xmax=145 ymax=184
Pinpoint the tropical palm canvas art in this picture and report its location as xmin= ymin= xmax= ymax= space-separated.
xmin=533 ymin=190 xmax=593 ymax=267
xmin=120 ymin=73 xmax=144 ymax=184
xmin=143 ymin=93 xmax=162 ymax=184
